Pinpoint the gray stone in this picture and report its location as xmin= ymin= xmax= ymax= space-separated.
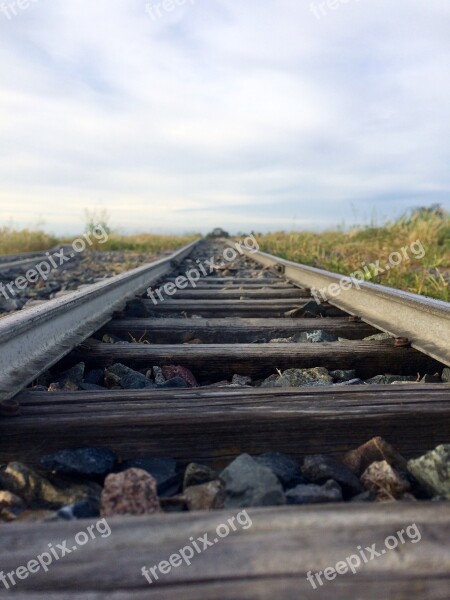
xmin=39 ymin=448 xmax=117 ymax=479
xmin=350 ymin=490 xmax=376 ymax=502
xmin=260 ymin=374 xmax=280 ymax=388
xmin=116 ymin=457 xmax=180 ymax=497
xmin=52 ymin=362 xmax=85 ymax=390
xmin=274 ymin=367 xmax=333 ymax=388
xmin=84 ymin=369 xmax=104 ymax=386
xmin=407 ymin=444 xmax=450 ymax=498
xmin=420 ymin=374 xmax=442 ymax=383
xmin=57 ymin=500 xmax=99 ymax=520
xmin=330 ymin=370 xmax=356 ymax=383
xmin=231 ymin=374 xmax=252 ymax=386
xmin=285 ymin=301 xmax=329 ymax=318
xmin=105 ymin=363 xmax=155 ymax=389
xmin=157 ymin=377 xmax=188 ymax=389
xmin=221 ymin=454 xmax=285 ymax=508
xmin=365 ymin=374 xmax=417 ymax=385
xmin=125 ymin=299 xmax=148 ymax=318
xmin=294 ymin=330 xmax=338 ymax=343
xmin=0 ymin=298 xmax=22 ymax=312
xmin=80 ymin=383 xmax=106 ymax=391
xmin=254 ymin=452 xmax=305 ymax=489
xmin=335 ymin=378 xmax=366 ymax=386
xmin=286 ymin=480 xmax=343 ymax=504
xmin=441 ymin=368 xmax=450 ymax=383
xmin=152 ymin=366 xmax=166 ymax=385
xmin=363 ymin=333 xmax=393 ymax=341
xmin=302 ymin=455 xmax=363 ymax=498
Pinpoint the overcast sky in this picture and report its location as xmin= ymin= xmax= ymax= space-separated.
xmin=0 ymin=0 xmax=449 ymax=235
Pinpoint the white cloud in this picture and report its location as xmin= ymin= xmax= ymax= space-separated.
xmin=0 ymin=0 xmax=448 ymax=234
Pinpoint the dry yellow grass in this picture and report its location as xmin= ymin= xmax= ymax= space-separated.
xmin=256 ymin=208 xmax=450 ymax=301
xmin=0 ymin=228 xmax=198 ymax=256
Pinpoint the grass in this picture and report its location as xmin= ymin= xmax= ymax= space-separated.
xmin=2 ymin=207 xmax=448 ymax=301
xmin=256 ymin=207 xmax=450 ymax=301
xmin=0 ymin=227 xmax=60 ymax=255
xmin=0 ymin=228 xmax=198 ymax=256
xmin=97 ymin=232 xmax=198 ymax=253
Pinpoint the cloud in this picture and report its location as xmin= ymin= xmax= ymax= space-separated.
xmin=0 ymin=0 xmax=448 ymax=234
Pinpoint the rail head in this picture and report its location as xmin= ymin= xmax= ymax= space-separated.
xmin=0 ymin=240 xmax=199 ymax=400
xmin=231 ymin=243 xmax=450 ymax=367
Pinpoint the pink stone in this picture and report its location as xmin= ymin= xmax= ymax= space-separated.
xmin=161 ymin=365 xmax=198 ymax=387
xmin=100 ymin=468 xmax=161 ymax=517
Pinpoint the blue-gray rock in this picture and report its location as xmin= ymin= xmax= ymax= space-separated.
xmin=116 ymin=457 xmax=180 ymax=497
xmin=420 ymin=374 xmax=442 ymax=383
xmin=53 ymin=362 xmax=85 ymax=390
xmin=125 ymin=299 xmax=148 ymax=318
xmin=286 ymin=480 xmax=343 ymax=504
xmin=335 ymin=378 xmax=366 ymax=386
xmin=84 ymin=369 xmax=104 ymax=386
xmin=157 ymin=377 xmax=187 ymax=389
xmin=294 ymin=330 xmax=338 ymax=343
xmin=330 ymin=370 xmax=356 ymax=383
xmin=285 ymin=301 xmax=329 ymax=318
xmin=366 ymin=374 xmax=417 ymax=385
xmin=254 ymin=452 xmax=305 ymax=489
xmin=152 ymin=366 xmax=166 ymax=385
xmin=302 ymin=455 xmax=363 ymax=498
xmin=40 ymin=448 xmax=117 ymax=479
xmin=262 ymin=367 xmax=333 ymax=388
xmin=350 ymin=490 xmax=376 ymax=502
xmin=80 ymin=383 xmax=106 ymax=391
xmin=221 ymin=454 xmax=285 ymax=508
xmin=106 ymin=363 xmax=155 ymax=389
xmin=363 ymin=333 xmax=392 ymax=341
xmin=407 ymin=444 xmax=450 ymax=498
xmin=57 ymin=500 xmax=99 ymax=520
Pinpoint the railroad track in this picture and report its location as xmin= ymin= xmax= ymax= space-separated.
xmin=0 ymin=238 xmax=449 ymax=599
xmin=0 ymin=245 xmax=75 ymax=272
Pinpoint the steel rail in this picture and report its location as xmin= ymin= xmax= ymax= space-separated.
xmin=231 ymin=243 xmax=450 ymax=367
xmin=0 ymin=245 xmax=74 ymax=270
xmin=0 ymin=240 xmax=199 ymax=400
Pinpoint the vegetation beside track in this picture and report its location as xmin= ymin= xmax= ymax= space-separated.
xmin=0 ymin=228 xmax=198 ymax=256
xmin=256 ymin=207 xmax=450 ymax=301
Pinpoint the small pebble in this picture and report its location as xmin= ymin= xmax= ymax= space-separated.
xmin=407 ymin=444 xmax=450 ymax=499
xmin=361 ymin=460 xmax=411 ymax=501
xmin=101 ymin=468 xmax=161 ymax=517
xmin=220 ymin=454 xmax=285 ymax=508
xmin=286 ymin=480 xmax=343 ymax=505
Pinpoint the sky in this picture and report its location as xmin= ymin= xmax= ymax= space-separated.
xmin=0 ymin=0 xmax=449 ymax=235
